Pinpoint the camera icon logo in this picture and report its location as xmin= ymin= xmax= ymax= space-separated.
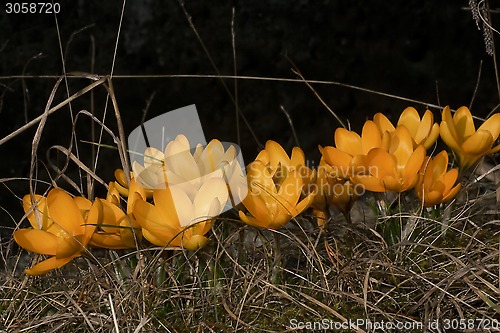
xmin=128 ymin=105 xmax=247 ymax=226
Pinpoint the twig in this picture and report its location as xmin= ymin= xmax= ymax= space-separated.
xmin=109 ymin=294 xmax=120 ymax=333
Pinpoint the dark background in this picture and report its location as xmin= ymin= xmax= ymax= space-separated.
xmin=0 ymin=1 xmax=498 ymax=230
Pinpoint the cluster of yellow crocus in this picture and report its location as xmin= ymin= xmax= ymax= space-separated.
xmin=322 ymin=106 xmax=499 ymax=208
xmin=130 ymin=135 xmax=236 ymax=250
xmin=13 ymin=107 xmax=499 ymax=275
xmin=238 ymin=140 xmax=314 ymax=230
xmin=15 ymin=135 xmax=239 ymax=275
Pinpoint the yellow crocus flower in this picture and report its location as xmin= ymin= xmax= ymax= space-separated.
xmin=239 ymin=156 xmax=314 ymax=230
xmin=133 ymin=177 xmax=228 ymax=251
xmin=374 ymin=107 xmax=440 ymax=149
xmin=322 ymin=121 xmax=387 ymax=178
xmin=416 ymin=150 xmax=461 ymax=207
xmin=14 ymin=189 xmax=98 ymax=275
xmin=440 ymin=106 xmax=500 ymax=171
xmin=352 ymin=126 xmax=426 ymax=192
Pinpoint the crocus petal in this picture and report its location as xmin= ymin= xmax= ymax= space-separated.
xmin=429 ymin=179 xmax=446 ymax=193
xmin=397 ymin=107 xmax=420 ymax=138
xmin=238 ymin=210 xmax=270 ymax=228
xmin=267 ymin=214 xmax=294 ymax=230
xmin=83 ymin=200 xmax=99 ymax=244
xmin=164 ymin=150 xmax=201 ymax=182
xmin=25 ymin=255 xmax=77 ymax=276
xmin=47 ymin=189 xmax=85 ymax=237
xmin=416 ymin=149 xmax=462 ymax=206
xmin=403 ymin=145 xmax=426 ymax=186
xmin=322 ymin=146 xmax=352 ymax=177
xmin=430 ymin=151 xmax=449 ymax=181
xmin=114 ymin=181 xmax=130 ymax=197
xmin=374 ymin=113 xmax=396 ymax=134
xmin=23 ymin=194 xmax=51 ymax=230
xmin=351 ymin=175 xmax=387 ymax=192
xmin=477 ymin=113 xmax=500 ymax=140
xmin=244 ymin=188 xmax=275 ymax=219
xmin=198 ymin=139 xmax=225 ymax=173
xmin=276 ymin=170 xmax=303 ymax=211
xmin=255 ymin=150 xmax=270 ymax=164
xmin=247 ymin=161 xmax=277 ymax=196
xmin=442 ymin=183 xmax=462 ymax=202
xmin=424 ymin=191 xmax=444 ymax=207
xmin=163 ymin=169 xmax=199 ymax=197
xmin=133 ymin=161 xmax=166 ymax=189
xmin=14 ymin=229 xmax=58 ymax=255
xmin=393 ymin=126 xmax=415 ymax=162
xmin=349 ymin=154 xmax=368 ymax=175
xmin=441 ymin=169 xmax=459 ymax=194
xmin=168 ymin=186 xmax=195 ymax=227
xmin=422 ymin=123 xmax=440 ymax=150
xmin=331 ymin=181 xmax=359 ymax=215
xmin=90 ymin=233 xmax=135 ymax=249
xmin=151 ymin=189 xmax=181 ymax=225
xmin=454 ymin=106 xmax=476 ymax=142
xmin=366 ymin=149 xmax=397 ymax=178
xmin=192 ymin=143 xmax=204 ymax=161
xmin=191 ymin=219 xmax=212 ymax=237
xmin=462 ymin=130 xmax=494 ymax=155
xmin=335 ymin=128 xmax=363 ymax=156
xmin=290 ymin=147 xmax=306 ymax=168
xmin=114 ymin=169 xmax=128 ymax=188
xmin=221 ymin=145 xmax=237 ymax=166
xmin=100 ymin=200 xmax=127 ymax=233
xmin=243 ymin=210 xmax=292 ymax=230
xmin=133 ymin=198 xmax=180 ymax=236
xmin=164 ymin=134 xmax=190 ymax=156
xmin=265 ymin=140 xmax=291 ymax=169
xmin=56 ymin=234 xmax=84 ymax=259
xmin=143 ymin=147 xmax=164 ymax=168
xmin=421 ymin=157 xmax=434 ymax=189
xmin=74 ymin=197 xmax=92 ymax=215
xmin=401 ymin=172 xmax=420 ymax=192
xmin=413 ymin=110 xmax=435 ymax=145
xmin=129 ymin=177 xmax=146 ymax=200
xmin=440 ymin=121 xmax=461 ymax=153
xmin=490 ymin=143 xmax=500 ymax=154
xmin=361 ymin=121 xmax=383 ymax=154
xmin=294 ymin=193 xmax=314 ymax=217
xmin=193 ymin=178 xmax=228 ymax=219
xmin=181 ymin=234 xmax=209 ymax=251
xmin=119 ymin=216 xmax=141 ymax=244
xmin=380 ymin=176 xmax=402 ymax=192
xmin=440 ymin=106 xmax=460 ymax=143
xmin=142 ymin=228 xmax=175 ymax=247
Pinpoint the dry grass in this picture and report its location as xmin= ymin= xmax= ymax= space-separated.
xmin=1 ymin=180 xmax=499 ymax=332
xmin=1 ymin=2 xmax=500 ymax=332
